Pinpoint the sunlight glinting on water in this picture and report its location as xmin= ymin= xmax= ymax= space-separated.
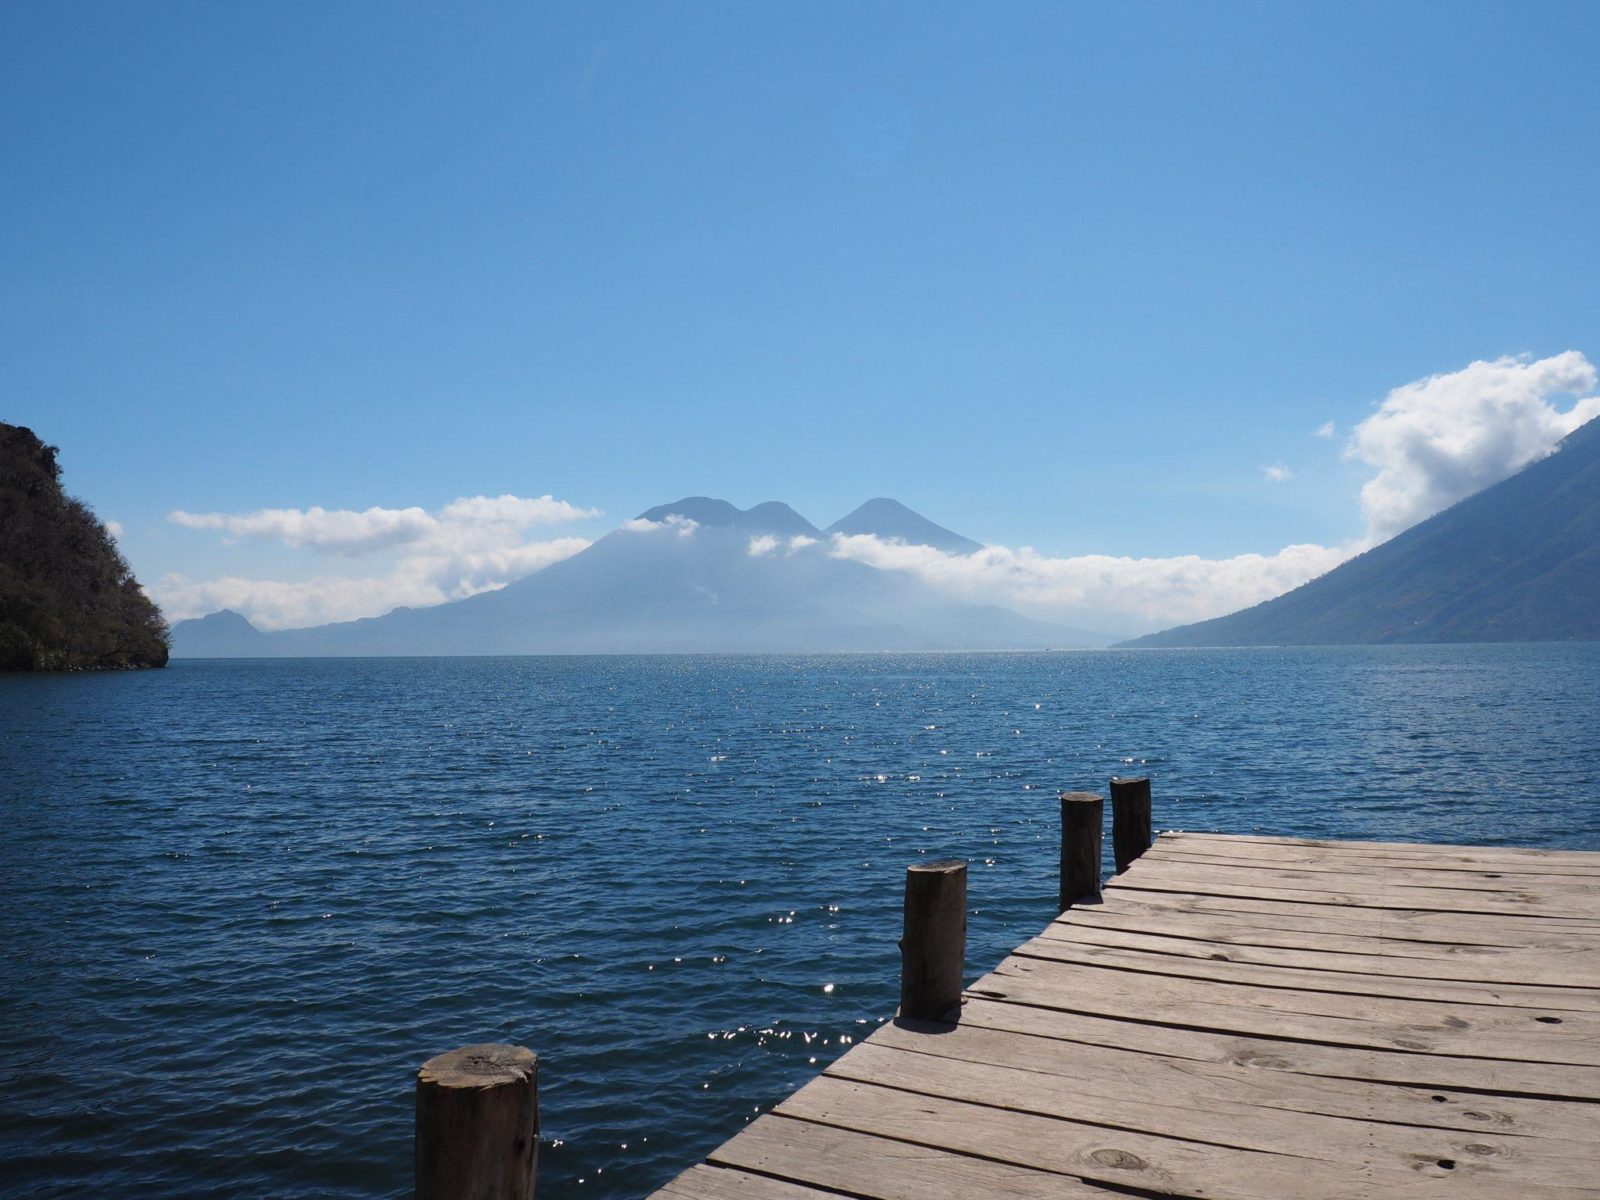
xmin=2 ymin=646 xmax=1598 ymax=1197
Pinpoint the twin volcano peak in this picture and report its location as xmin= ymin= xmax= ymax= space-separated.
xmin=636 ymin=497 xmax=819 ymax=537
xmin=636 ymin=496 xmax=982 ymax=553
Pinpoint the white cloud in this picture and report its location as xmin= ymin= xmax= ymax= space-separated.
xmin=749 ymin=533 xmax=819 ymax=557
xmin=159 ymin=492 xmax=597 ymax=629
xmin=105 ymin=520 xmax=124 ymax=539
xmin=822 ymin=351 xmax=1600 ymax=630
xmin=818 ymin=350 xmax=1600 ymax=632
xmin=169 ymin=493 xmax=598 ymax=558
xmin=438 ymin=494 xmax=598 ymax=525
xmin=150 ymin=351 xmax=1600 ymax=637
xmin=171 ymin=504 xmax=434 ymax=555
xmin=828 ymin=534 xmax=1351 ymax=628
xmin=1349 ymin=352 xmax=1600 ymax=543
xmin=620 ymin=514 xmax=699 ymax=537
xmin=154 ymin=537 xmax=590 ymax=631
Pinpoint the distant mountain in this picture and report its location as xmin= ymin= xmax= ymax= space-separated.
xmin=172 ymin=496 xmax=1102 ymax=657
xmin=1123 ymin=415 xmax=1600 ymax=647
xmin=825 ymin=498 xmax=983 ymax=554
xmin=637 ymin=497 xmax=820 ymax=537
xmin=167 ymin=609 xmax=272 ymax=657
xmin=1 ymin=422 xmax=168 ymax=670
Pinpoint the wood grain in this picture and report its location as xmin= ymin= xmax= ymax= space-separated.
xmin=648 ymin=832 xmax=1600 ymax=1199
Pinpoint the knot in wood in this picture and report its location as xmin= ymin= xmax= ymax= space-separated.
xmin=1088 ymin=1148 xmax=1147 ymax=1170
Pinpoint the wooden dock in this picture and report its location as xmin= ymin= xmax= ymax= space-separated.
xmin=651 ymin=831 xmax=1600 ymax=1200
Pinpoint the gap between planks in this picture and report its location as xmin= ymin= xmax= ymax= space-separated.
xmin=655 ymin=834 xmax=1600 ymax=1200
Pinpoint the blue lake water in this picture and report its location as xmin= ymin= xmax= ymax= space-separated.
xmin=3 ymin=646 xmax=1599 ymax=1198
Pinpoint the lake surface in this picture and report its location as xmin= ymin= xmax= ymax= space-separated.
xmin=3 ymin=646 xmax=1599 ymax=1198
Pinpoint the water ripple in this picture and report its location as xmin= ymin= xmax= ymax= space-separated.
xmin=2 ymin=647 xmax=1598 ymax=1197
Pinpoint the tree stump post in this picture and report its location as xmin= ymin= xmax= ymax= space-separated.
xmin=1110 ymin=776 xmax=1153 ymax=874
xmin=416 ymin=1043 xmax=539 ymax=1200
xmin=1059 ymin=791 xmax=1104 ymax=910
xmin=899 ymin=860 xmax=967 ymax=1021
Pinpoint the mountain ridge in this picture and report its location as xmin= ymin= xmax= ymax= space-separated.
xmin=171 ymin=496 xmax=1100 ymax=656
xmin=1121 ymin=415 xmax=1600 ymax=647
xmin=825 ymin=498 xmax=983 ymax=554
xmin=635 ymin=497 xmax=821 ymax=536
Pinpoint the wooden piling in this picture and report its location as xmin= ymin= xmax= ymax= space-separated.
xmin=652 ymin=832 xmax=1600 ymax=1200
xmin=1110 ymin=775 xmax=1153 ymax=873
xmin=1058 ymin=791 xmax=1104 ymax=910
xmin=416 ymin=1043 xmax=539 ymax=1200
xmin=899 ymin=860 xmax=967 ymax=1021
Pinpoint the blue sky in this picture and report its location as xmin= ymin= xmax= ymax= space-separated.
xmin=5 ymin=2 xmax=1600 ymax=629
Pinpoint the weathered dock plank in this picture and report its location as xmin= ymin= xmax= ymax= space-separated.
xmin=653 ymin=833 xmax=1600 ymax=1199
xmin=1043 ymin=919 xmax=1600 ymax=990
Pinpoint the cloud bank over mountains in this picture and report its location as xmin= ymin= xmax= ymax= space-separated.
xmin=156 ymin=352 xmax=1600 ymax=635
xmin=620 ymin=514 xmax=699 ymax=536
xmin=748 ymin=534 xmax=819 ymax=557
xmin=169 ymin=493 xmax=597 ymax=554
xmin=825 ymin=534 xmax=1351 ymax=629
xmin=159 ymin=494 xmax=595 ymax=629
xmin=828 ymin=351 xmax=1600 ymax=627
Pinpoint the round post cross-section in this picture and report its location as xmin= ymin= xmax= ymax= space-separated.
xmin=416 ymin=1043 xmax=539 ymax=1200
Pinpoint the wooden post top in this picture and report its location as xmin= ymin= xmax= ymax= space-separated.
xmin=907 ymin=859 xmax=966 ymax=875
xmin=418 ymin=1044 xmax=538 ymax=1090
xmin=1059 ymin=791 xmax=1102 ymax=803
xmin=1110 ymin=775 xmax=1150 ymax=786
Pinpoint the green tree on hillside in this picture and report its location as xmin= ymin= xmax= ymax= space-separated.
xmin=0 ymin=422 xmax=169 ymax=670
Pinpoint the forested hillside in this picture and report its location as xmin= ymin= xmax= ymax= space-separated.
xmin=1 ymin=422 xmax=168 ymax=670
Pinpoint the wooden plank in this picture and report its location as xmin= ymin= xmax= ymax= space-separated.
xmin=1062 ymin=896 xmax=1600 ymax=958
xmin=651 ymin=834 xmax=1600 ymax=1200
xmin=1019 ymin=930 xmax=1600 ymax=1010
xmin=1084 ymin=888 xmax=1600 ymax=948
xmin=825 ymin=1041 xmax=1598 ymax=1187
xmin=970 ymin=956 xmax=1600 ymax=1065
xmin=706 ymin=1113 xmax=1123 ymax=1199
xmin=1143 ymin=852 xmax=1600 ymax=891
xmin=1106 ymin=864 xmax=1600 ymax=921
xmin=954 ymin=995 xmax=1600 ymax=1101
xmin=1163 ymin=832 xmax=1600 ymax=860
xmin=1146 ymin=840 xmax=1600 ymax=880
xmin=1132 ymin=851 xmax=1600 ymax=896
xmin=1029 ymin=924 xmax=1600 ymax=998
xmin=1121 ymin=850 xmax=1600 ymax=901
xmin=1056 ymin=908 xmax=1600 ymax=985
xmin=860 ymin=1016 xmax=1600 ymax=1142
xmin=773 ymin=1076 xmax=1596 ymax=1200
xmin=1165 ymin=832 xmax=1600 ymax=867
xmin=655 ymin=1164 xmax=848 ymax=1199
